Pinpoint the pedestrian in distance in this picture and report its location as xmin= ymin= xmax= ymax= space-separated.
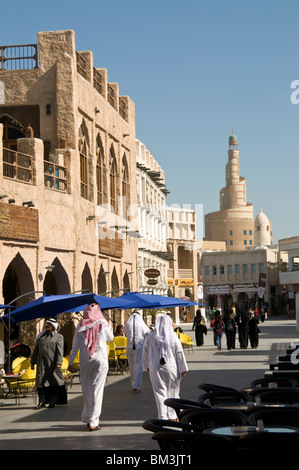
xmin=213 ymin=311 xmax=225 ymax=350
xmin=192 ymin=309 xmax=207 ymax=346
xmin=237 ymin=311 xmax=250 ymax=349
xmin=68 ymin=302 xmax=113 ymax=431
xmin=248 ymin=311 xmax=260 ymax=349
xmin=223 ymin=308 xmax=236 ymax=350
xmin=123 ymin=310 xmax=150 ymax=393
xmin=142 ymin=314 xmax=188 ymax=420
xmin=31 ymin=318 xmax=67 ymax=409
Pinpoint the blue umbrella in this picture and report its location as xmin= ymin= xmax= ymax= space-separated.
xmin=1 ymin=293 xmax=136 ymax=324
xmin=117 ymin=291 xmax=201 ymax=309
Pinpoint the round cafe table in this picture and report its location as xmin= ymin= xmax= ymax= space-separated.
xmin=203 ymin=425 xmax=299 ymax=438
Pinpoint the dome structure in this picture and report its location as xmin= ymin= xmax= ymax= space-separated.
xmin=254 ymin=206 xmax=271 ymax=246
xmin=229 ymin=130 xmax=238 ymax=146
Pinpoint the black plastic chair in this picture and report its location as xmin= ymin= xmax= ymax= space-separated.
xmin=199 ymin=390 xmax=252 ymax=407
xmin=142 ymin=418 xmax=202 ymax=433
xmin=237 ymin=431 xmax=299 ymax=453
xmin=164 ymin=397 xmax=209 ymax=420
xmin=152 ymin=430 xmax=233 ymax=451
xmin=250 ymin=377 xmax=299 ymax=388
xmin=248 ymin=408 xmax=299 ymax=427
xmin=197 ymin=382 xmax=238 ymax=393
xmin=254 ymin=389 xmax=299 ymax=405
xmin=181 ymin=409 xmax=248 ymax=431
xmin=248 ymin=386 xmax=299 ymax=398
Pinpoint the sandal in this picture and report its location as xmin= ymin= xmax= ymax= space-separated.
xmin=89 ymin=425 xmax=101 ymax=431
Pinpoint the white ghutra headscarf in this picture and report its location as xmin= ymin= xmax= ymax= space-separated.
xmin=154 ymin=314 xmax=176 ymax=364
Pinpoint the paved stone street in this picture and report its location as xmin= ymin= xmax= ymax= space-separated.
xmin=0 ymin=317 xmax=297 ymax=451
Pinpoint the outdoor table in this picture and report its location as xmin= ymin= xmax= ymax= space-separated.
xmin=203 ymin=425 xmax=299 ymax=439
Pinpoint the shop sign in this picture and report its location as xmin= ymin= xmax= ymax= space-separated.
xmin=180 ymin=279 xmax=194 ymax=286
xmin=233 ymin=284 xmax=257 ymax=293
xmin=207 ymin=285 xmax=230 ymax=295
xmin=144 ymin=268 xmax=160 ymax=278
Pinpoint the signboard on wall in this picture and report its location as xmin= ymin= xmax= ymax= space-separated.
xmin=207 ymin=285 xmax=230 ymax=295
xmin=0 ymin=202 xmax=39 ymax=242
xmin=99 ymin=228 xmax=123 ymax=258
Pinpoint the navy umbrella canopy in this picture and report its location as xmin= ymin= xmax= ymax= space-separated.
xmin=117 ymin=291 xmax=201 ymax=309
xmin=1 ymin=293 xmax=136 ymax=324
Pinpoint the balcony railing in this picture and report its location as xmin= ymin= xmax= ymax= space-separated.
xmin=44 ymin=161 xmax=67 ymax=192
xmin=3 ymin=148 xmax=33 ymax=183
xmin=0 ymin=44 xmax=38 ymax=71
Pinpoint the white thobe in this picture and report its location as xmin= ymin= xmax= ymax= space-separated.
xmin=142 ymin=332 xmax=188 ymax=419
xmin=123 ymin=313 xmax=150 ymax=390
xmin=69 ymin=323 xmax=113 ymax=427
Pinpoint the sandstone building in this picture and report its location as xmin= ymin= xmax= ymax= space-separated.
xmin=0 ymin=30 xmax=138 ymax=356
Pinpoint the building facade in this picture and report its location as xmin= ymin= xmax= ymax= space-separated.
xmin=136 ymin=139 xmax=170 ymax=296
xmin=279 ymin=236 xmax=299 ymax=330
xmin=199 ymin=247 xmax=280 ymax=315
xmin=167 ymin=207 xmax=198 ymax=323
xmin=0 ymin=30 xmax=138 ymax=356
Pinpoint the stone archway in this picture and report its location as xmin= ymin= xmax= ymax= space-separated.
xmin=2 ymin=252 xmax=35 ymax=306
xmin=111 ymin=267 xmax=119 ymax=295
xmin=123 ymin=270 xmax=130 ymax=293
xmin=2 ymin=253 xmax=36 ymax=355
xmin=43 ymin=257 xmax=71 ymax=295
xmin=97 ymin=265 xmax=107 ymax=295
xmin=82 ymin=262 xmax=93 ymax=293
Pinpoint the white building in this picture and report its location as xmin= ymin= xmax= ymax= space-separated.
xmin=167 ymin=207 xmax=198 ymax=323
xmin=136 ymin=140 xmax=171 ymax=295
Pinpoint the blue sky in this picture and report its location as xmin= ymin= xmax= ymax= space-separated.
xmin=1 ymin=0 xmax=299 ymax=243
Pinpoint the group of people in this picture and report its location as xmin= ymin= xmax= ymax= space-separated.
xmin=190 ymin=306 xmax=261 ymax=351
xmin=209 ymin=308 xmax=261 ymax=351
xmin=31 ymin=303 xmax=188 ymax=431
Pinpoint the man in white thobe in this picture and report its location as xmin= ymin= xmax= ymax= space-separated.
xmin=143 ymin=314 xmax=188 ymax=419
xmin=123 ymin=310 xmax=150 ymax=392
xmin=68 ymin=303 xmax=114 ymax=430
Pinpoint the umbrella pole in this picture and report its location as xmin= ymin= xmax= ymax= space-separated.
xmin=7 ymin=309 xmax=11 ymax=373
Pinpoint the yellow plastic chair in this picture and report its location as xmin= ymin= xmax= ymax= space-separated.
xmin=180 ymin=333 xmax=194 ymax=352
xmin=8 ymin=365 xmax=37 ymax=405
xmin=72 ymin=350 xmax=80 ymax=374
xmin=107 ymin=340 xmax=122 ymax=375
xmin=114 ymin=336 xmax=128 ymax=372
xmin=12 ymin=357 xmax=30 ymax=373
xmin=61 ymin=357 xmax=73 ymax=388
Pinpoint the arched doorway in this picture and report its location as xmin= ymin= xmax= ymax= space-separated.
xmin=123 ymin=270 xmax=130 ymax=293
xmin=42 ymin=258 xmax=71 ymax=295
xmin=111 ymin=267 xmax=119 ymax=296
xmin=97 ymin=265 xmax=107 ymax=295
xmin=237 ymin=292 xmax=250 ymax=314
xmin=2 ymin=253 xmax=36 ymax=364
xmin=2 ymin=253 xmax=35 ymax=306
xmin=81 ymin=262 xmax=93 ymax=293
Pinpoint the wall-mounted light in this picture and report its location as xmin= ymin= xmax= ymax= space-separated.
xmin=45 ymin=264 xmax=55 ymax=272
xmin=86 ymin=215 xmax=95 ymax=221
xmin=123 ymin=134 xmax=130 ymax=138
xmin=95 ymin=107 xmax=100 ymax=114
xmin=46 ymin=104 xmax=51 ymax=115
xmin=22 ymin=201 xmax=34 ymax=207
xmin=8 ymin=199 xmax=15 ymax=204
xmin=40 ymin=261 xmax=56 ymax=274
xmin=0 ymin=195 xmax=8 ymax=200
